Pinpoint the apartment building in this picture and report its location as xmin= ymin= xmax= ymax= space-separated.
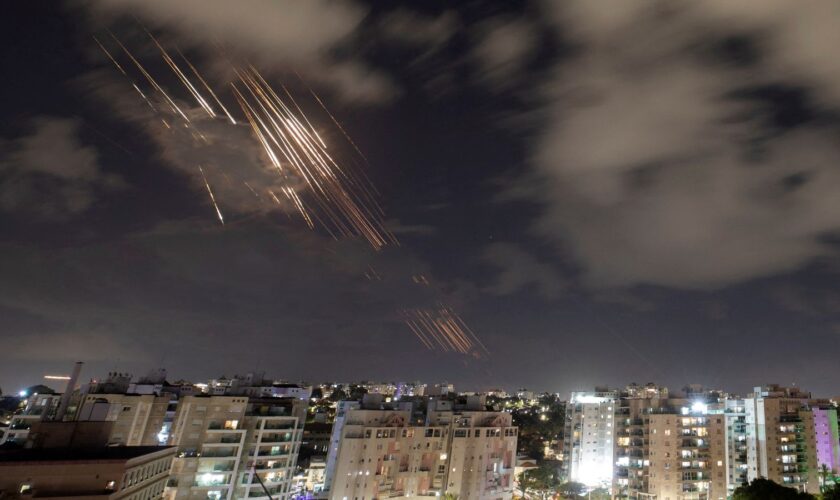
xmin=744 ymin=385 xmax=820 ymax=494
xmin=646 ymin=408 xmax=727 ymax=500
xmin=204 ymin=373 xmax=311 ymax=401
xmin=165 ymin=395 xmax=306 ymax=500
xmin=811 ymin=406 xmax=840 ymax=475
xmin=0 ymin=446 xmax=176 ymax=500
xmin=613 ymin=388 xmax=678 ymax=496
xmin=77 ymin=392 xmax=177 ymax=446
xmin=563 ymin=389 xmax=618 ymax=488
xmin=716 ymin=399 xmax=749 ymax=496
xmin=325 ymin=395 xmax=517 ymax=500
xmin=0 ymin=392 xmax=62 ymax=445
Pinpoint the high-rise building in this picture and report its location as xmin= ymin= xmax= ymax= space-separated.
xmin=563 ymin=389 xmax=618 ymax=488
xmin=744 ymin=385 xmax=820 ymax=494
xmin=811 ymin=406 xmax=840 ymax=477
xmin=165 ymin=395 xmax=306 ymax=500
xmin=324 ymin=395 xmax=517 ymax=500
xmin=717 ymin=399 xmax=749 ymax=496
xmin=613 ymin=386 xmax=675 ymax=496
xmin=646 ymin=406 xmax=727 ymax=500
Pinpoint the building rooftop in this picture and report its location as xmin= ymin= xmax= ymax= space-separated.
xmin=0 ymin=446 xmax=173 ymax=464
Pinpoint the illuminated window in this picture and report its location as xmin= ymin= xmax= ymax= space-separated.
xmin=19 ymin=484 xmax=32 ymax=495
xmin=224 ymin=420 xmax=239 ymax=430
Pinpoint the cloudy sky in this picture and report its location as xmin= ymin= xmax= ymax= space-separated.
xmin=3 ymin=1 xmax=840 ymax=397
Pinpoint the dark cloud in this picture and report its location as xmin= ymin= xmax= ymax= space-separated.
xmin=469 ymin=16 xmax=538 ymax=90
xmin=481 ymin=242 xmax=566 ymax=299
xmin=0 ymin=117 xmax=122 ymax=217
xmin=84 ymin=0 xmax=396 ymax=104
xmin=379 ymin=9 xmax=459 ymax=50
xmin=509 ymin=0 xmax=840 ymax=289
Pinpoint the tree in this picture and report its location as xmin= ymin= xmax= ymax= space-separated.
xmin=517 ymin=463 xmax=562 ymax=500
xmin=327 ymin=387 xmax=347 ymax=402
xmin=557 ymin=481 xmax=587 ymax=498
xmin=587 ymin=487 xmax=611 ymax=500
xmin=820 ymin=463 xmax=838 ymax=494
xmin=823 ymin=483 xmax=840 ymax=500
xmin=732 ymin=478 xmax=815 ymax=500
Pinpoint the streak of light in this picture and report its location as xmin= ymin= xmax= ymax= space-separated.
xmin=401 ymin=306 xmax=488 ymax=358
xmin=44 ymin=375 xmax=71 ymax=380
xmin=297 ymin=72 xmax=369 ymax=164
xmin=198 ymin=165 xmax=224 ymax=225
xmin=93 ymin=36 xmax=127 ymax=76
xmin=412 ymin=274 xmax=430 ymax=286
xmin=109 ymin=31 xmax=190 ymax=123
xmin=144 ymin=28 xmax=216 ymax=119
xmin=232 ymin=65 xmax=396 ymax=249
xmin=94 ymin=33 xmax=491 ymax=356
xmin=177 ymin=48 xmax=237 ymax=125
xmin=364 ymin=266 xmax=382 ymax=281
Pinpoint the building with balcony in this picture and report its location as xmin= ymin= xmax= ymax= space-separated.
xmin=646 ymin=408 xmax=727 ymax=500
xmin=717 ymin=399 xmax=749 ymax=497
xmin=0 ymin=393 xmax=62 ymax=446
xmin=324 ymin=395 xmax=517 ymax=500
xmin=744 ymin=385 xmax=820 ymax=494
xmin=164 ymin=395 xmax=306 ymax=500
xmin=811 ymin=406 xmax=840 ymax=476
xmin=563 ymin=389 xmax=618 ymax=488
xmin=77 ymin=392 xmax=178 ymax=446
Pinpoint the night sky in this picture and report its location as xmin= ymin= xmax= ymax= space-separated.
xmin=3 ymin=1 xmax=840 ymax=397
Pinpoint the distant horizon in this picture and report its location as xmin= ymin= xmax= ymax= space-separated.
xmin=5 ymin=363 xmax=834 ymax=401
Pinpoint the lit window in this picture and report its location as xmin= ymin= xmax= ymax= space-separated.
xmin=105 ymin=481 xmax=116 ymax=490
xmin=20 ymin=484 xmax=32 ymax=495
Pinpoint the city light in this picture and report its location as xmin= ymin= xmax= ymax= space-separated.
xmin=691 ymin=402 xmax=708 ymax=414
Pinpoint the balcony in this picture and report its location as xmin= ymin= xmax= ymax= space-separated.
xmin=192 ymin=475 xmax=232 ymax=488
xmin=255 ymin=449 xmax=290 ymax=457
xmin=263 ymin=422 xmax=296 ymax=430
xmin=252 ymin=463 xmax=286 ymax=472
xmin=259 ymin=434 xmax=293 ymax=443
xmin=200 ymin=449 xmax=239 ymax=458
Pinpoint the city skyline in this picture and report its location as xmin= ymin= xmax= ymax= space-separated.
xmin=5 ymin=1 xmax=840 ymax=397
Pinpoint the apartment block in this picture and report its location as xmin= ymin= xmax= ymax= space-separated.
xmin=77 ymin=392 xmax=177 ymax=446
xmin=717 ymin=399 xmax=749 ymax=496
xmin=0 ymin=393 xmax=62 ymax=446
xmin=165 ymin=395 xmax=306 ymax=500
xmin=563 ymin=389 xmax=618 ymax=487
xmin=325 ymin=395 xmax=517 ymax=500
xmin=646 ymin=409 xmax=727 ymax=500
xmin=811 ymin=406 xmax=840 ymax=475
xmin=744 ymin=385 xmax=820 ymax=494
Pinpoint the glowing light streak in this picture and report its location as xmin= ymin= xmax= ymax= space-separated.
xmin=198 ymin=165 xmax=224 ymax=225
